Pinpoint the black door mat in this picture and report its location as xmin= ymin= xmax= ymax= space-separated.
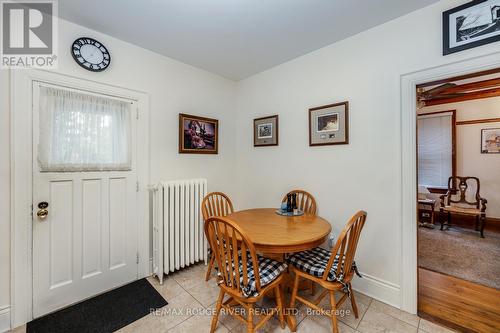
xmin=27 ymin=278 xmax=168 ymax=333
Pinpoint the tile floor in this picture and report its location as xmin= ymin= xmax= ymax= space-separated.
xmin=10 ymin=263 xmax=456 ymax=333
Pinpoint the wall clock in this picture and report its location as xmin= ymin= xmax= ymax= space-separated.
xmin=71 ymin=37 xmax=111 ymax=72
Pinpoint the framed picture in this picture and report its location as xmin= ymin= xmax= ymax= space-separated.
xmin=309 ymin=101 xmax=349 ymax=146
xmin=443 ymin=0 xmax=500 ymax=55
xmin=481 ymin=128 xmax=500 ymax=153
xmin=179 ymin=113 xmax=218 ymax=154
xmin=254 ymin=115 xmax=279 ymax=147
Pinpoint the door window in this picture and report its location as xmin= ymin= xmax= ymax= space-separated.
xmin=38 ymin=85 xmax=132 ymax=172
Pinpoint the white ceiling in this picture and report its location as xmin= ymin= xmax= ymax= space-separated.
xmin=59 ymin=0 xmax=440 ymax=80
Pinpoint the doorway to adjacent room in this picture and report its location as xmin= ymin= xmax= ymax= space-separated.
xmin=415 ymin=69 xmax=500 ymax=333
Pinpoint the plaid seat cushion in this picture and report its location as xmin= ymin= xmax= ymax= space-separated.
xmin=217 ymin=252 xmax=287 ymax=298
xmin=287 ymin=247 xmax=360 ymax=292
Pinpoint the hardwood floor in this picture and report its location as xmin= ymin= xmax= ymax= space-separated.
xmin=418 ymin=268 xmax=500 ymax=333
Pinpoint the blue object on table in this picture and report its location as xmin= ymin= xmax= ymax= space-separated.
xmin=328 ymin=233 xmax=336 ymax=248
xmin=275 ymin=209 xmax=304 ymax=217
xmin=280 ymin=202 xmax=287 ymax=212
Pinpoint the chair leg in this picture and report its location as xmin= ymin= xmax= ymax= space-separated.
xmin=247 ymin=303 xmax=254 ymax=333
xmin=480 ymin=216 xmax=486 ymax=238
xmin=440 ymin=210 xmax=444 ymax=230
xmin=329 ymin=290 xmax=339 ymax=333
xmin=288 ymin=273 xmax=300 ymax=332
xmin=210 ymin=289 xmax=225 ymax=333
xmin=349 ymin=283 xmax=359 ymax=319
xmin=441 ymin=212 xmax=451 ymax=230
xmin=274 ymin=285 xmax=285 ymax=329
xmin=205 ymin=253 xmax=215 ymax=281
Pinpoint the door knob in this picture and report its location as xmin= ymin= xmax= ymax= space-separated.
xmin=37 ymin=209 xmax=49 ymax=220
xmin=36 ymin=202 xmax=49 ymax=221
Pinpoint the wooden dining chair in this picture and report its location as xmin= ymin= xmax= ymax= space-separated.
xmin=205 ymin=216 xmax=287 ymax=333
xmin=282 ymin=189 xmax=317 ymax=215
xmin=281 ymin=189 xmax=318 ymax=294
xmin=201 ymin=192 xmax=235 ymax=281
xmin=287 ymin=211 xmax=367 ymax=333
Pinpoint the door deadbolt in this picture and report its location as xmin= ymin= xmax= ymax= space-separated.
xmin=38 ymin=202 xmax=49 ymax=209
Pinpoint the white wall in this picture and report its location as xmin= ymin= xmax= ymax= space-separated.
xmin=234 ymin=0 xmax=500 ymax=305
xmin=420 ymin=97 xmax=500 ymax=218
xmin=0 ymin=18 xmax=236 ymax=325
xmin=3 ymin=0 xmax=500 ymax=325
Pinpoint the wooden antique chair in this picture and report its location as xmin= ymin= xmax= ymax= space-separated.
xmin=202 ymin=192 xmax=235 ymax=281
xmin=440 ymin=176 xmax=487 ymax=238
xmin=282 ymin=189 xmax=317 ymax=215
xmin=205 ymin=216 xmax=287 ymax=333
xmin=287 ymin=211 xmax=367 ymax=333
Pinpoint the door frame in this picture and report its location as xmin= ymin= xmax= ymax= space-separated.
xmin=399 ymin=51 xmax=500 ymax=314
xmin=10 ymin=69 xmax=150 ymax=328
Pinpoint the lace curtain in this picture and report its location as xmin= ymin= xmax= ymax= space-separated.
xmin=38 ymin=86 xmax=132 ymax=172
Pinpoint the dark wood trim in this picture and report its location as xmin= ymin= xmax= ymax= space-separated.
xmin=451 ymin=111 xmax=457 ymax=179
xmin=417 ymin=68 xmax=500 ymax=89
xmin=417 ymin=109 xmax=455 ymax=117
xmin=457 ymin=118 xmax=500 ymax=125
xmin=309 ymin=101 xmax=349 ymax=146
xmin=424 ymin=88 xmax=500 ymax=106
xmin=425 ymin=187 xmax=452 ymax=195
xmin=443 ymin=78 xmax=500 ymax=94
xmin=417 ymin=110 xmax=457 ymax=180
xmin=178 ymin=113 xmax=219 ymax=154
xmin=253 ymin=115 xmax=279 ymax=147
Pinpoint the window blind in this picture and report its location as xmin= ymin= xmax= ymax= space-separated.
xmin=417 ymin=112 xmax=453 ymax=188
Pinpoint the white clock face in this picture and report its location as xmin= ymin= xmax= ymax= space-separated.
xmin=80 ymin=44 xmax=104 ymax=64
xmin=72 ymin=37 xmax=110 ymax=72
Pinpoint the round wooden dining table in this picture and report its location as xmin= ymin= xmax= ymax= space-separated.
xmin=227 ymin=208 xmax=332 ymax=254
xmin=227 ymin=208 xmax=332 ymax=331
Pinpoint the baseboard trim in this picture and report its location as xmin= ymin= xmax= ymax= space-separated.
xmin=432 ymin=212 xmax=500 ymax=233
xmin=351 ymin=272 xmax=401 ymax=309
xmin=0 ymin=306 xmax=10 ymax=333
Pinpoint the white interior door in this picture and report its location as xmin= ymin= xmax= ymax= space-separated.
xmin=32 ymin=82 xmax=139 ymax=318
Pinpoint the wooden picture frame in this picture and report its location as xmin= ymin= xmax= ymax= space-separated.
xmin=443 ymin=0 xmax=500 ymax=55
xmin=179 ymin=113 xmax=218 ymax=154
xmin=481 ymin=127 xmax=500 ymax=153
xmin=309 ymin=101 xmax=349 ymax=146
xmin=254 ymin=115 xmax=279 ymax=147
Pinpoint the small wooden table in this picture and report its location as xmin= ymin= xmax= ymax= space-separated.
xmin=418 ymin=199 xmax=436 ymax=228
xmin=227 ymin=208 xmax=332 ymax=331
